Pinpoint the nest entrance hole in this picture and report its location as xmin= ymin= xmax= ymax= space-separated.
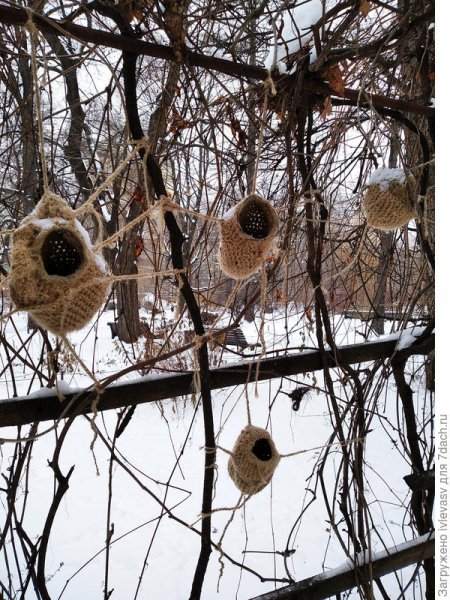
xmin=252 ymin=438 xmax=272 ymax=461
xmin=40 ymin=229 xmax=84 ymax=276
xmin=239 ymin=201 xmax=272 ymax=239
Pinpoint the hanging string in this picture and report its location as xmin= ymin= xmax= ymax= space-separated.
xmin=279 ymin=435 xmax=364 ymax=459
xmin=196 ymin=493 xmax=250 ymax=521
xmin=75 ymin=201 xmax=106 ymax=246
xmin=213 ymin=436 xmax=365 ymax=462
xmin=254 ymin=266 xmax=269 ymax=399
xmin=0 ymin=308 xmax=19 ymax=323
xmin=244 ymin=362 xmax=254 ymax=426
xmin=93 ymin=204 xmax=155 ymax=252
xmin=108 ymin=268 xmax=185 ymax=284
xmin=140 ymin=140 xmax=152 ymax=210
xmin=26 ymin=10 xmax=49 ymax=193
xmin=209 ymin=279 xmax=242 ymax=331
xmin=329 ymin=222 xmax=369 ymax=283
xmin=191 ymin=338 xmax=203 ymax=393
xmin=77 ymin=143 xmax=141 ymax=210
xmin=251 ymin=73 xmax=276 ymax=195
xmin=92 ymin=194 xmax=221 ymax=254
xmin=157 ymin=196 xmax=221 ymax=223
xmin=216 ymin=497 xmax=244 ymax=592
xmin=58 ymin=332 xmax=100 ymax=387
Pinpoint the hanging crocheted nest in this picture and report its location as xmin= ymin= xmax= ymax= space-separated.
xmin=228 ymin=425 xmax=281 ymax=495
xmin=363 ymin=168 xmax=417 ymax=231
xmin=9 ymin=191 xmax=109 ymax=335
xmin=218 ymin=194 xmax=278 ymax=280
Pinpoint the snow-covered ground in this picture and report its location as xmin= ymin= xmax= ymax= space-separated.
xmin=0 ymin=304 xmax=429 ymax=599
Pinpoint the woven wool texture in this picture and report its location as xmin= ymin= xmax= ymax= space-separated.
xmin=363 ymin=178 xmax=416 ymax=231
xmin=9 ymin=192 xmax=109 ymax=335
xmin=218 ymin=194 xmax=278 ymax=280
xmin=228 ymin=425 xmax=281 ymax=495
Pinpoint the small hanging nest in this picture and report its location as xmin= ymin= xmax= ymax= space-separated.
xmin=363 ymin=168 xmax=417 ymax=231
xmin=228 ymin=425 xmax=281 ymax=495
xmin=9 ymin=191 xmax=109 ymax=335
xmin=218 ymin=194 xmax=278 ymax=280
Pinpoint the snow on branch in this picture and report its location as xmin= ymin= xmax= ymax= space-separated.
xmin=249 ymin=532 xmax=435 ymax=600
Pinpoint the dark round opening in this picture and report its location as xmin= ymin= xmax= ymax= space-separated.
xmin=40 ymin=229 xmax=84 ymax=276
xmin=239 ymin=201 xmax=271 ymax=239
xmin=251 ymin=438 xmax=272 ymax=462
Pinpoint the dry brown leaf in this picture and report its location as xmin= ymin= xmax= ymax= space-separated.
xmin=131 ymin=186 xmax=144 ymax=204
xmin=323 ymin=65 xmax=345 ymax=97
xmin=170 ymin=108 xmax=191 ymax=134
xmin=227 ymin=105 xmax=247 ymax=148
xmin=134 ymin=236 xmax=144 ymax=258
xmin=360 ymin=0 xmax=371 ymax=17
xmin=119 ymin=0 xmax=145 ymax=22
xmin=276 ymin=288 xmax=287 ymax=303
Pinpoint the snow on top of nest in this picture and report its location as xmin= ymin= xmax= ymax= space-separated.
xmin=368 ymin=168 xmax=406 ymax=191
xmin=29 ymin=217 xmax=66 ymax=230
xmin=222 ymin=205 xmax=237 ymax=220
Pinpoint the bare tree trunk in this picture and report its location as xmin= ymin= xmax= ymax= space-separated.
xmin=245 ymin=0 xmax=258 ymax=196
xmin=115 ymin=198 xmax=142 ymax=343
xmin=18 ymin=49 xmax=39 ymax=216
xmin=44 ymin=33 xmax=93 ymax=199
xmin=17 ymin=35 xmax=41 ymax=331
xmin=371 ymin=231 xmax=393 ymax=334
xmin=370 ymin=134 xmax=399 ymax=335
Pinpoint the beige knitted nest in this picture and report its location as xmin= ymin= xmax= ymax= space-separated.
xmin=363 ymin=168 xmax=416 ymax=231
xmin=9 ymin=191 xmax=109 ymax=335
xmin=218 ymin=194 xmax=278 ymax=280
xmin=228 ymin=425 xmax=281 ymax=495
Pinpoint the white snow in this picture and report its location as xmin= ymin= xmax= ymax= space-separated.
xmin=28 ymin=217 xmax=66 ymax=230
xmin=24 ymin=381 xmax=80 ymax=399
xmin=368 ymin=167 xmax=406 ymax=191
xmin=74 ymin=218 xmax=95 ymax=247
xmin=312 ymin=531 xmax=434 ymax=581
xmin=350 ymin=532 xmax=434 ymax=567
xmin=395 ymin=325 xmax=428 ymax=352
xmin=264 ymin=0 xmax=324 ymax=72
xmin=0 ymin=307 xmax=431 ymax=599
xmin=204 ymin=45 xmax=229 ymax=60
xmin=73 ymin=220 xmax=108 ymax=273
xmin=222 ymin=204 xmax=238 ymax=220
